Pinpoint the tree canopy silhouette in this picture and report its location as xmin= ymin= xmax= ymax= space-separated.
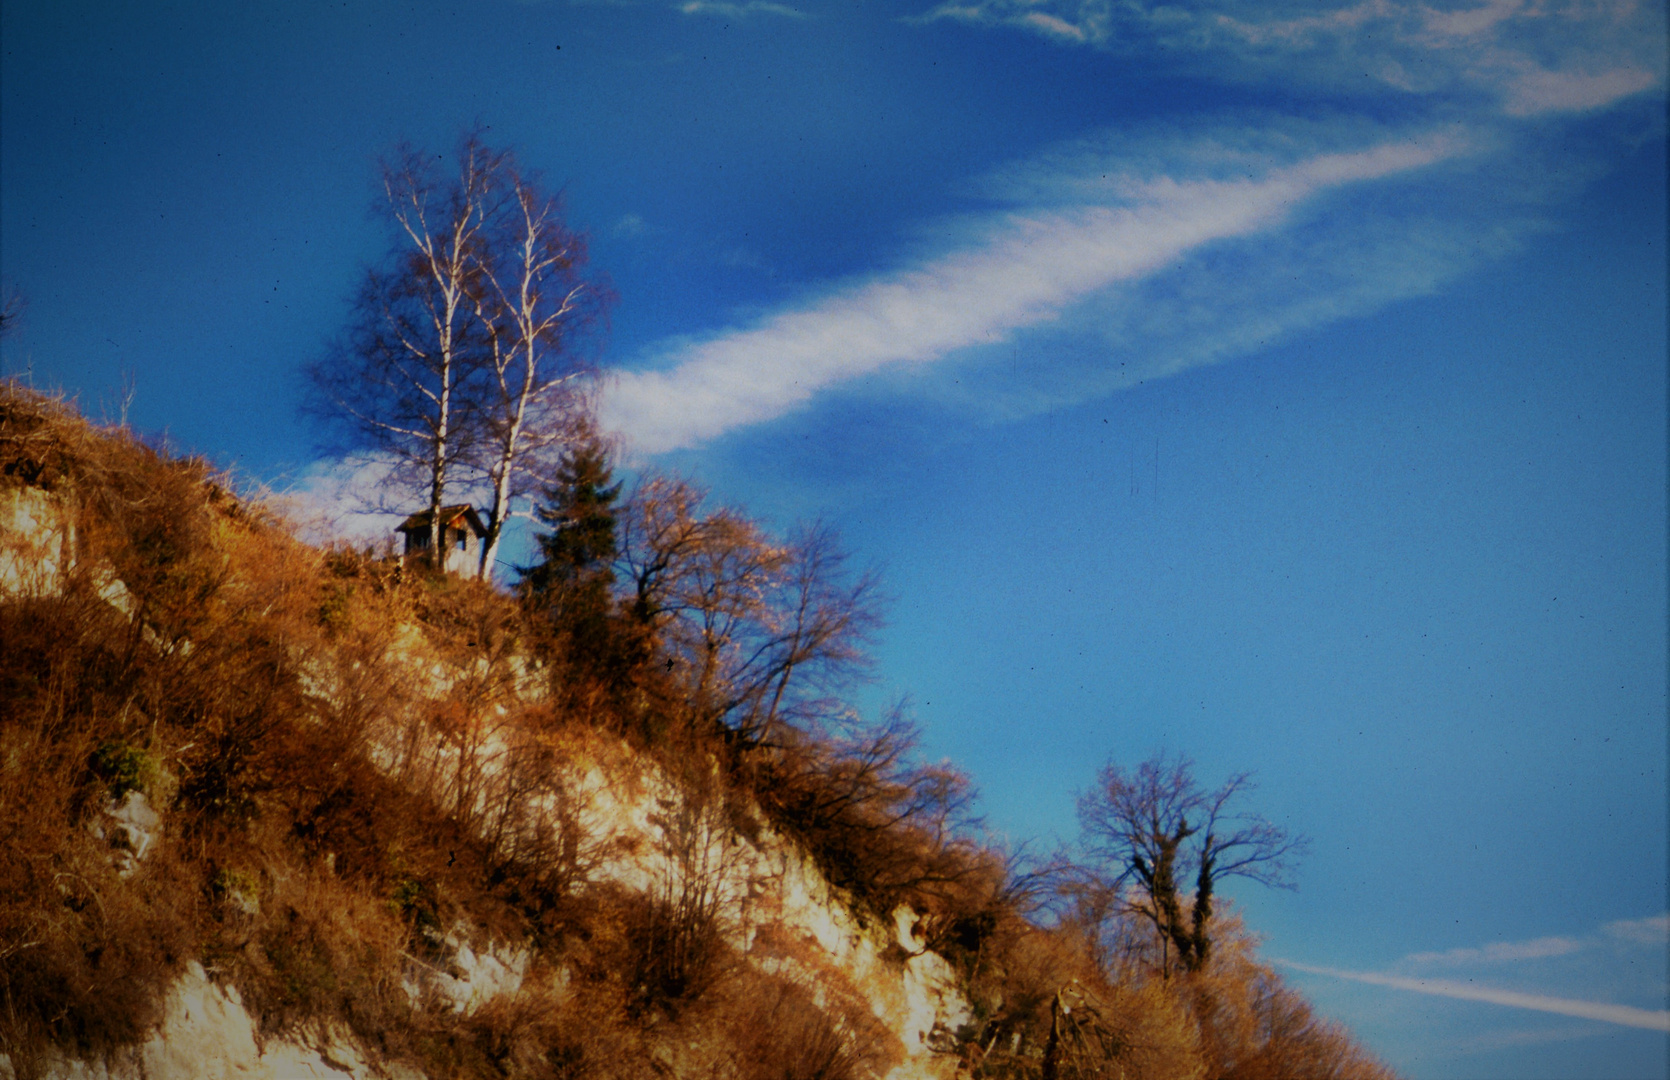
xmin=1077 ymin=753 xmax=1307 ymax=975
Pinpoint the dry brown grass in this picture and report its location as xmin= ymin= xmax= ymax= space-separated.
xmin=0 ymin=385 xmax=903 ymax=1079
xmin=0 ymin=387 xmax=592 ymax=1075
xmin=704 ymin=969 xmax=895 ymax=1080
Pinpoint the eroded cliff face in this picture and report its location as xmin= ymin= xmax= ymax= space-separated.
xmin=1 ymin=481 xmax=971 ymax=1080
xmin=5 ymin=752 xmax=970 ymax=1080
xmin=557 ymin=742 xmax=973 ymax=1072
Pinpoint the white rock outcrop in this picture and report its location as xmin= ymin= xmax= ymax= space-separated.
xmin=0 ymin=963 xmax=415 ymax=1080
xmin=1 ymin=486 xmax=72 ymax=598
xmin=564 ymin=742 xmax=971 ymax=1076
xmin=405 ymin=929 xmax=531 ymax=1015
xmin=88 ymin=791 xmax=161 ymax=878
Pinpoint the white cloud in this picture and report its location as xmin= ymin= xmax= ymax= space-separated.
xmin=1392 ymin=914 xmax=1670 ymax=968
xmin=614 ymin=212 xmax=649 ymax=238
xmin=1403 ymin=936 xmax=1586 ymax=966
xmin=1443 ymin=1023 xmax=1615 ymax=1055
xmin=917 ymin=0 xmax=1667 ymax=118
xmin=1418 ymin=0 xmax=1520 ymax=40
xmin=1604 ymin=913 xmax=1670 ymax=946
xmin=1502 ymin=64 xmax=1662 ymax=116
xmin=678 ymin=0 xmax=808 ymax=18
xmin=1021 ymin=10 xmax=1091 ymax=41
xmin=277 ymin=454 xmax=408 ymax=547
xmin=1280 ymin=914 xmax=1670 ymax=1034
xmin=896 ymin=183 xmax=1522 ymax=425
xmin=599 ymin=135 xmax=1459 ymax=452
xmin=1279 ymin=960 xmax=1670 ymax=1032
xmin=1211 ymin=1 xmax=1390 ymax=48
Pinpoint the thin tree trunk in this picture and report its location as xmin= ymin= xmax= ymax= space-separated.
xmin=1041 ymin=991 xmax=1062 ymax=1080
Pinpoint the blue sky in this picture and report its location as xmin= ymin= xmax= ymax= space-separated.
xmin=3 ymin=1 xmax=1666 ymax=1075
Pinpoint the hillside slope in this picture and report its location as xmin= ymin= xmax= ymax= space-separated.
xmin=0 ymin=385 xmax=1397 ymax=1080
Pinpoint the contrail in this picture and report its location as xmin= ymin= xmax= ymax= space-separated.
xmin=1276 ymin=960 xmax=1670 ymax=1032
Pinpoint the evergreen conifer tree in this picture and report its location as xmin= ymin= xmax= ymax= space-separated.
xmin=521 ymin=436 xmax=637 ymax=718
xmin=523 ymin=435 xmax=620 ymax=619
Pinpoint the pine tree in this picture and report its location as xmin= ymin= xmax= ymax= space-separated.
xmin=523 ymin=436 xmax=620 ymax=622
xmin=521 ymin=436 xmax=636 ymax=720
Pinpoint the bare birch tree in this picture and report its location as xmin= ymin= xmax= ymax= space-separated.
xmin=308 ymin=134 xmax=607 ymax=574
xmin=307 ymin=135 xmax=504 ymax=557
xmin=468 ymin=163 xmax=609 ymax=580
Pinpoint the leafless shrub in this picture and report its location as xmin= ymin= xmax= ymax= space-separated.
xmin=1183 ymin=923 xmax=1397 ymax=1080
xmin=617 ymin=789 xmax=742 ymax=1015
xmin=748 ymin=709 xmax=990 ymax=930
xmin=715 ymin=972 xmax=887 ymax=1080
xmin=605 ymin=476 xmax=882 ymax=749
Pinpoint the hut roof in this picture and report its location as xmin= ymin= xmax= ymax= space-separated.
xmin=396 ymin=504 xmax=487 ymax=538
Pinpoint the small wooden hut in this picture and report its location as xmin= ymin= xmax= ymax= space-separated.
xmin=396 ymin=505 xmax=487 ymax=578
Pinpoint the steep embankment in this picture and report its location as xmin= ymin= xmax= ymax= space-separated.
xmin=0 ymin=389 xmax=974 ymax=1080
xmin=2 ymin=387 xmax=1402 ymax=1080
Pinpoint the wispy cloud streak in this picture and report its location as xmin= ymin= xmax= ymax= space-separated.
xmin=1392 ymin=915 xmax=1670 ymax=971
xmin=601 ymin=137 xmax=1456 ymax=452
xmin=678 ymin=0 xmax=808 ymax=18
xmin=1402 ymin=935 xmax=1585 ymax=967
xmin=1604 ymin=913 xmax=1670 ymax=946
xmin=1278 ymin=960 xmax=1670 ymax=1032
xmin=919 ymin=0 xmax=1667 ymax=117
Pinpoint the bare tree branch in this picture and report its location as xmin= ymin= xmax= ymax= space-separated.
xmin=612 ymin=478 xmax=882 ymax=744
xmin=304 ymin=133 xmax=504 ymax=557
xmin=1076 ymin=752 xmax=1307 ymax=975
xmin=467 ymin=162 xmax=611 ymax=580
xmin=305 ymin=133 xmax=608 ymax=575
